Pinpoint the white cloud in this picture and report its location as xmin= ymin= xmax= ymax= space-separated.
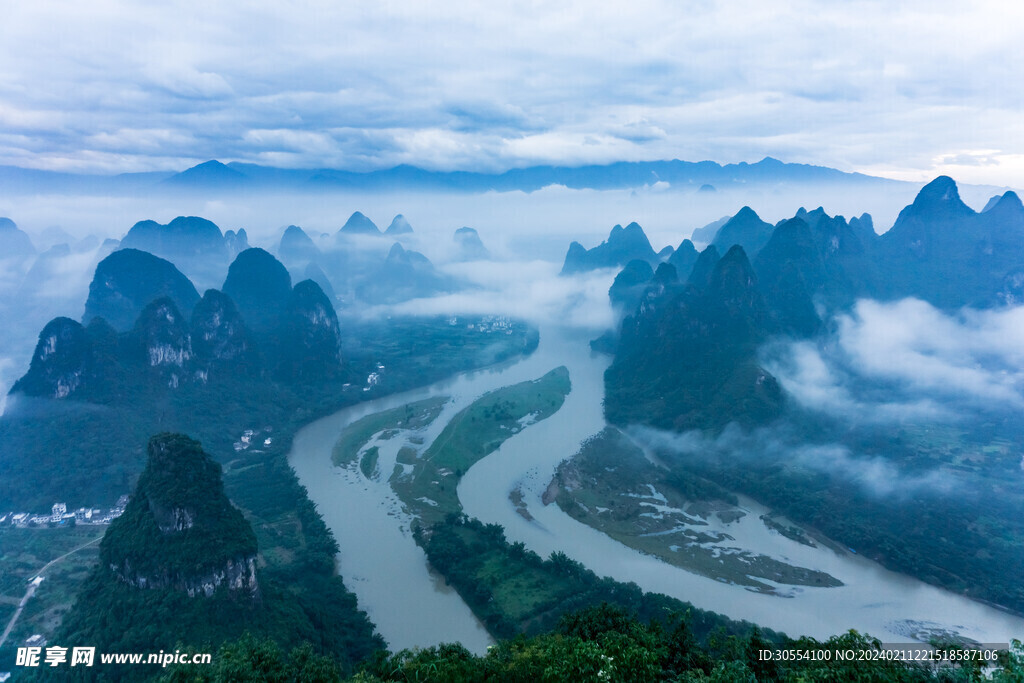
xmin=767 ymin=298 xmax=1024 ymax=420
xmin=0 ymin=1 xmax=1022 ymax=184
xmin=374 ymin=260 xmax=617 ymax=331
xmin=764 ymin=340 xmax=950 ymax=423
xmin=31 ymin=246 xmax=108 ymax=301
xmin=143 ymin=65 xmax=234 ymax=100
xmin=629 ymin=422 xmax=960 ymax=499
xmin=837 ymin=299 xmax=1024 ymax=407
xmin=0 ymin=355 xmax=16 ymax=414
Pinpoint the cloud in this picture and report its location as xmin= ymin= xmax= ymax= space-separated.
xmin=836 ymin=299 xmax=1024 ymax=407
xmin=30 ymin=245 xmax=108 ymax=302
xmin=939 ymin=151 xmax=1001 ymax=167
xmin=629 ymin=422 xmax=959 ymax=499
xmin=765 ymin=298 xmax=1024 ymax=422
xmin=763 ymin=339 xmax=951 ymax=423
xmin=372 ymin=260 xmax=617 ymax=331
xmin=0 ymin=355 xmax=17 ymax=413
xmin=1 ymin=1 xmax=1023 ymax=184
xmin=0 ymin=256 xmax=32 ymax=295
xmin=143 ymin=65 xmax=234 ymax=100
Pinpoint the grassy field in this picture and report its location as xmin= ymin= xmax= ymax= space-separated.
xmin=391 ymin=366 xmax=571 ymax=524
xmin=0 ymin=525 xmax=106 ymax=648
xmin=554 ymin=428 xmax=842 ymax=593
xmin=331 ymin=396 xmax=449 ymax=466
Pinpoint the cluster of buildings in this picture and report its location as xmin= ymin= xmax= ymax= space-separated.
xmin=232 ymin=427 xmax=274 ymax=453
xmin=449 ymin=315 xmax=516 ymax=334
xmin=364 ymin=362 xmax=386 ymax=391
xmin=1 ymin=496 xmax=129 ymax=528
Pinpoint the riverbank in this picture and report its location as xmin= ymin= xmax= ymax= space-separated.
xmin=553 ymin=427 xmax=843 ymax=594
xmin=293 ymin=324 xmax=1024 ymax=652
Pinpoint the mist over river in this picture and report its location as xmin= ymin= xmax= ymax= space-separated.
xmin=289 ymin=326 xmax=1024 ymax=652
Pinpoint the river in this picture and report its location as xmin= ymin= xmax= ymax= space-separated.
xmin=289 ymin=325 xmax=1024 ymax=652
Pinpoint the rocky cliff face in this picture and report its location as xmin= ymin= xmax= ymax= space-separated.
xmin=10 ymin=317 xmax=93 ymax=399
xmin=190 ymin=288 xmax=259 ymax=374
xmin=133 ymin=297 xmax=194 ymax=388
xmin=110 ymin=553 xmax=259 ymax=599
xmin=100 ymin=433 xmax=260 ymax=600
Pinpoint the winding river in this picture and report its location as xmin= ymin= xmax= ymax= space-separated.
xmin=289 ymin=325 xmax=1024 ymax=653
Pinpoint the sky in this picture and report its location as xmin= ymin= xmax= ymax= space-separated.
xmin=2 ymin=1 xmax=1024 ymax=186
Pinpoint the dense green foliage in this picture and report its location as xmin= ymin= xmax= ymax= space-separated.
xmin=422 ymin=366 xmax=570 ymax=473
xmin=606 ymin=177 xmax=1024 ymax=435
xmin=0 ymin=401 xmax=148 ymax=509
xmin=160 ymin=634 xmax=344 ymax=682
xmin=602 ymin=179 xmax=1024 ymax=616
xmin=876 ymin=179 xmax=1024 ymax=308
xmin=1 ymin=292 xmax=536 ymax=679
xmin=391 ymin=366 xmax=571 ymax=523
xmin=418 ymin=514 xmax=776 ymax=645
xmin=0 ymin=526 xmax=104 ymax=657
xmin=100 ymin=434 xmax=258 ymax=580
xmin=1 ymin=314 xmax=536 ymax=512
xmin=0 ymin=309 xmax=538 ymax=677
xmin=341 ymin=316 xmax=539 ymax=385
xmin=606 ymin=245 xmax=784 ymax=431
xmin=153 ymin=610 xmax=1024 ymax=682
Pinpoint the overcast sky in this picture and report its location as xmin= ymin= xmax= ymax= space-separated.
xmin=2 ymin=1 xmax=1023 ymax=186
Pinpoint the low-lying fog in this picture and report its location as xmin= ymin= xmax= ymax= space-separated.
xmin=0 ymin=179 xmax=1011 ymax=407
xmin=0 ymin=180 xmax=941 ymax=252
xmin=628 ymin=297 xmax=1024 ymax=502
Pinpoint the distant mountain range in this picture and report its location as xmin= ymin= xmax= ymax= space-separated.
xmin=0 ymin=157 xmax=908 ymax=194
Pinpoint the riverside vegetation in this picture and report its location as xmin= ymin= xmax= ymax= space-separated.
xmin=553 ymin=428 xmax=843 ymax=594
xmin=0 ymin=237 xmax=539 ymax=677
xmin=6 ymin=177 xmax=1024 ymax=679
xmin=158 ymin=605 xmax=1024 ymax=682
xmin=596 ymin=179 xmax=1024 ymax=615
